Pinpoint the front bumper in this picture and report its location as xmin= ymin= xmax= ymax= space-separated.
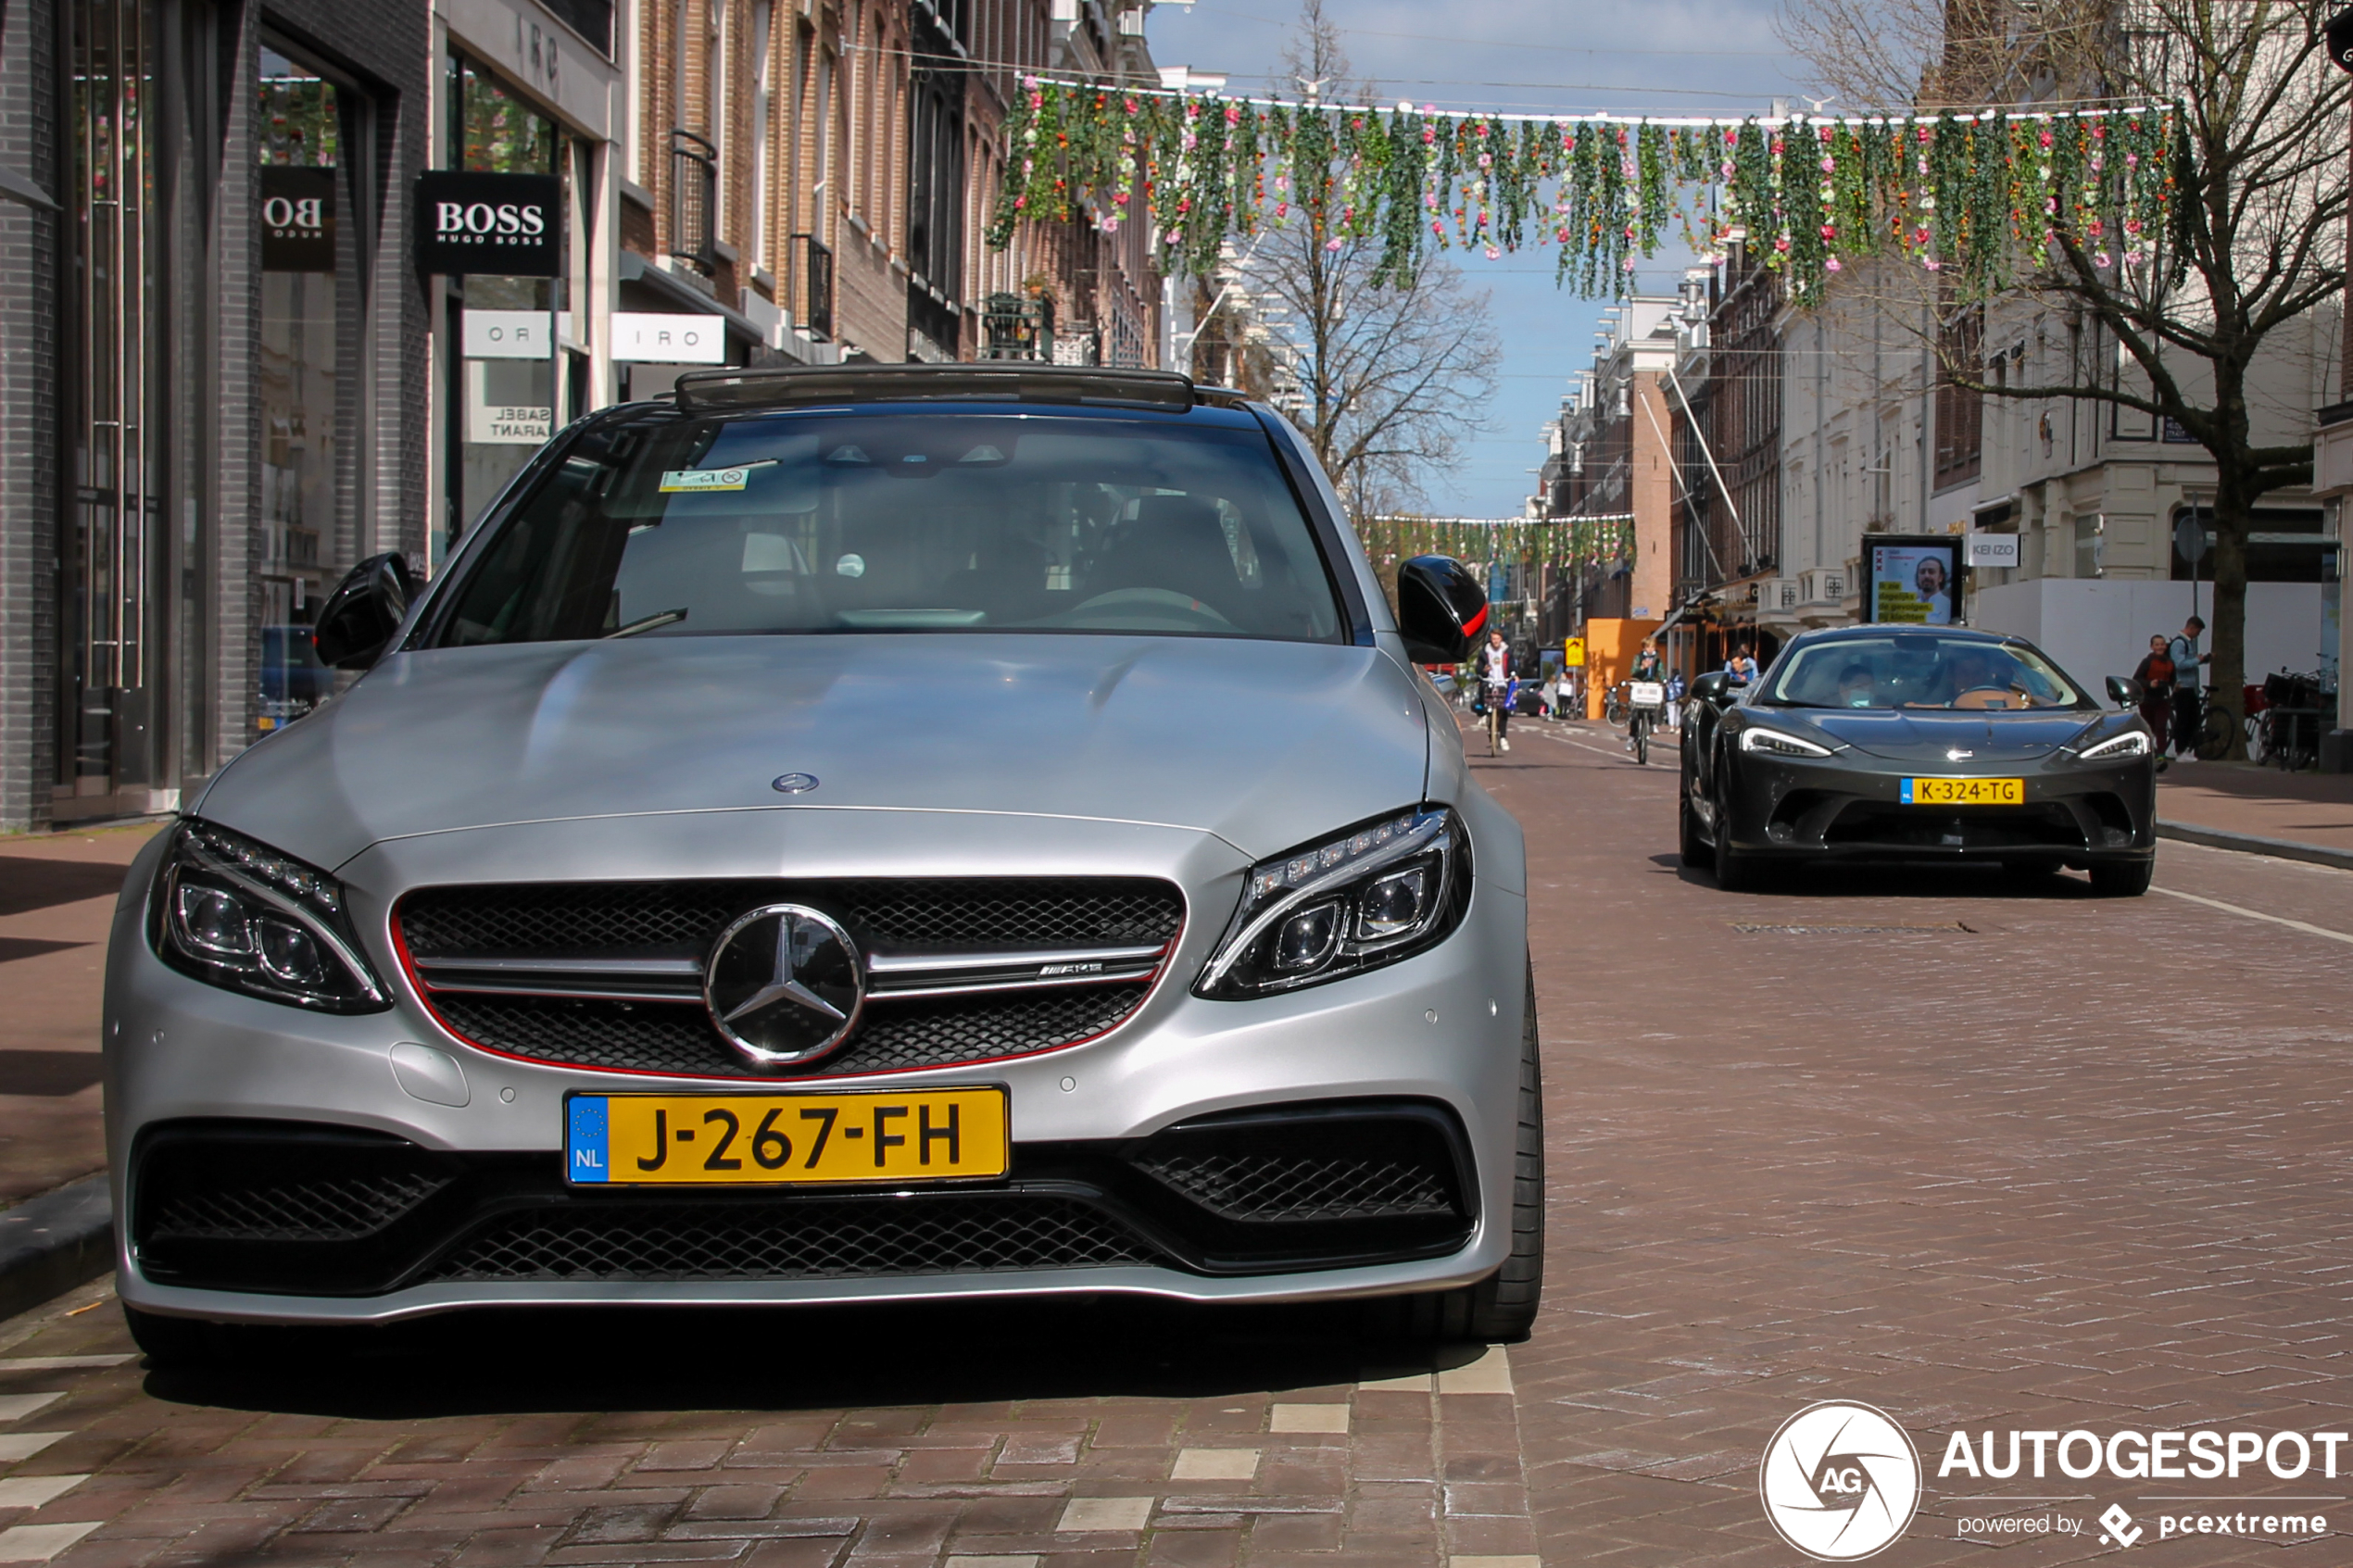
xmin=1717 ymin=749 xmax=2156 ymax=864
xmin=103 ymin=810 xmax=1530 ymax=1324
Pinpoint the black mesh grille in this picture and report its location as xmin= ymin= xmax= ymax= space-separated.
xmin=399 ymin=878 xmax=1184 ymax=960
xmin=433 ymin=983 xmax=1151 ymax=1079
xmin=145 ymin=1172 xmax=451 ymax=1243
xmin=428 ymin=1195 xmax=1155 ymax=1281
xmin=1138 ymin=1149 xmax=1458 ymax=1222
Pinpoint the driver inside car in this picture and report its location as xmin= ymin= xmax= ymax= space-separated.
xmin=1836 ymin=663 xmax=1878 ymax=708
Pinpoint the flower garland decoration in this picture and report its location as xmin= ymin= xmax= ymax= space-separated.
xmin=988 ymin=84 xmax=2181 ymax=304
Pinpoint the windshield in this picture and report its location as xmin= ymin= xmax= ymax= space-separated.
xmin=1759 ymin=633 xmax=2090 ymax=710
xmin=431 ymin=409 xmax=1345 ymax=646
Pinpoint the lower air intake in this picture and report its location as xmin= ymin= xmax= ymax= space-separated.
xmin=428 ymin=1194 xmax=1157 ymax=1282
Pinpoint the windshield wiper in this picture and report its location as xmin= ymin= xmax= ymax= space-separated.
xmin=605 ymin=608 xmax=687 ymax=639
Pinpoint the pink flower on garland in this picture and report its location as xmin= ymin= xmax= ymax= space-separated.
xmin=1484 ymin=245 xmax=1500 ymax=259
xmin=1225 ymin=106 xmax=1241 ymax=125
xmin=2040 ymin=128 xmax=2054 ymax=149
xmin=1820 ymin=156 xmax=1835 ymax=173
xmin=1326 ymin=237 xmax=1343 ymax=251
xmin=2094 ymin=250 xmax=2112 ymax=268
xmin=1826 ymin=256 xmax=1843 ymax=271
xmin=1774 ymin=233 xmax=1792 ymax=253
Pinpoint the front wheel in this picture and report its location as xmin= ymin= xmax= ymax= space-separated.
xmin=1369 ymin=965 xmax=1544 ymax=1345
xmin=1633 ymin=722 xmax=1649 ymax=766
xmin=2089 ymin=859 xmax=2154 ymax=897
xmin=1679 ymin=792 xmax=1709 ymax=868
xmin=1712 ymin=785 xmax=1759 ymax=891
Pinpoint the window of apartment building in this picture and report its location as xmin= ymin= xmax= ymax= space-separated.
xmin=1933 ymin=307 xmax=1983 ymax=490
xmin=905 ymin=9 xmax=965 ymax=359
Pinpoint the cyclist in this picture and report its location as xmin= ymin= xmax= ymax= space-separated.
xmin=1478 ymin=628 xmax=1515 ymax=752
xmin=1627 ymin=640 xmax=1663 ymax=752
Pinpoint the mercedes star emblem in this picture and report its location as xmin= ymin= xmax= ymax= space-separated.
xmin=703 ymin=904 xmax=864 ymax=1067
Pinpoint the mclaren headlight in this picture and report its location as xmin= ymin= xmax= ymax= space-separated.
xmin=1196 ymin=806 xmax=1471 ymax=999
xmin=1740 ymin=726 xmax=1836 ymax=759
xmin=2075 ymin=729 xmax=2152 ymax=761
xmin=150 ymin=820 xmax=389 ymax=1012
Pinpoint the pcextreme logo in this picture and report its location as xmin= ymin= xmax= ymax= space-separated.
xmin=1759 ymin=1401 xmax=1923 ymax=1561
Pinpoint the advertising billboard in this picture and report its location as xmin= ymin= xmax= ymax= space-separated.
xmin=1864 ymin=534 xmax=1963 ymax=625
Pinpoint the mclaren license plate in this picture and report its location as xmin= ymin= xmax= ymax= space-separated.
xmin=565 ymin=1088 xmax=1009 ymax=1186
xmin=1899 ymin=776 xmax=2024 ymax=807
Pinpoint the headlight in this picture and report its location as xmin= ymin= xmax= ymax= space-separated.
xmin=2077 ymin=730 xmax=2151 ymax=760
xmin=1195 ymin=805 xmax=1470 ymax=999
xmin=1740 ymin=727 xmax=1836 ymax=758
xmin=150 ymin=820 xmax=389 ymax=1012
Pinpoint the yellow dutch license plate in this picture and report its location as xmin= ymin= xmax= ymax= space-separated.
xmin=565 ymin=1088 xmax=1009 ymax=1186
xmin=1899 ymin=777 xmax=2024 ymax=806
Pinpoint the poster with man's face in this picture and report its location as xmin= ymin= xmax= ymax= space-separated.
xmin=1869 ymin=541 xmax=1958 ymax=625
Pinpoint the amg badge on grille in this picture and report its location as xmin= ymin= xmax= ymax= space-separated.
xmin=703 ymin=904 xmax=864 ymax=1067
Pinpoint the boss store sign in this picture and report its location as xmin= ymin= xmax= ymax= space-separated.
xmin=260 ymin=168 xmax=335 ymax=272
xmin=414 ymin=170 xmax=560 ymax=277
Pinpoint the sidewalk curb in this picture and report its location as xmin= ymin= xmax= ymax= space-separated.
xmin=0 ymin=1174 xmax=113 ymax=1323
xmin=2158 ymin=820 xmax=2353 ymax=873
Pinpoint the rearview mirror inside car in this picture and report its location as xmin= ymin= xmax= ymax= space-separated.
xmin=2105 ymin=674 xmax=2145 ymax=708
xmin=310 ymin=552 xmax=417 ymax=671
xmin=1394 ymin=556 xmax=1489 ymax=663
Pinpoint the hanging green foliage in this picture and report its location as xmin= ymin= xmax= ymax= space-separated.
xmin=1353 ymin=515 xmax=1639 ymax=578
xmin=987 ymin=83 xmax=2181 ymax=306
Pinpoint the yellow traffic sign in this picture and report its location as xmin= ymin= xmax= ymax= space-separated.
xmin=1561 ymin=638 xmax=1586 ymax=668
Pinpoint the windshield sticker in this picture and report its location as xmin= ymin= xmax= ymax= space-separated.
xmin=659 ymin=460 xmax=774 ymax=493
xmin=659 ymin=468 xmax=749 ymax=493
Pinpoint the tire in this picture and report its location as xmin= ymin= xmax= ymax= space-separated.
xmin=1633 ymin=725 xmax=1649 ymax=766
xmin=1679 ymin=793 xmax=1709 ymax=868
xmin=1712 ymin=787 xmax=1757 ymax=892
xmin=1604 ymin=696 xmax=1628 ymax=727
xmin=2196 ymin=703 xmax=2233 ymax=761
xmin=2089 ymin=859 xmax=2154 ymax=897
xmin=1368 ymin=965 xmax=1545 ymax=1346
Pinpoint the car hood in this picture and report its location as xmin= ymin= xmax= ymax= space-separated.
xmin=196 ymin=634 xmax=1431 ymax=872
xmin=1778 ymin=708 xmax=2102 ymax=763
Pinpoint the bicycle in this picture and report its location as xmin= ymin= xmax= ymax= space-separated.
xmin=1602 ymin=683 xmax=1630 ymax=728
xmin=1626 ymin=679 xmax=1666 ymax=766
xmin=1480 ymin=683 xmax=1508 ymax=757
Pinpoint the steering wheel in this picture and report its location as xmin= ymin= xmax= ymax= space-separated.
xmin=1951 ymin=685 xmax=2016 ymax=710
xmin=1065 ymin=587 xmax=1237 ymax=629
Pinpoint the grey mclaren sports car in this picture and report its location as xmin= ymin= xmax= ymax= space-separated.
xmin=103 ymin=364 xmax=1542 ymax=1361
xmin=1680 ymin=624 xmax=2158 ymax=895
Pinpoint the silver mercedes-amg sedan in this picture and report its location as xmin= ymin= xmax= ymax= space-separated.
xmin=102 ymin=364 xmax=1539 ymax=1362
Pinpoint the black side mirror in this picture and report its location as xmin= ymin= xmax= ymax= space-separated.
xmin=2105 ymin=674 xmax=2145 ymax=709
xmin=1395 ymin=556 xmax=1489 ymax=663
xmin=1690 ymin=671 xmax=1732 ymax=704
xmin=311 ymin=552 xmax=417 ymax=671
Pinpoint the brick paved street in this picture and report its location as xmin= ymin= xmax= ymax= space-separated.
xmin=0 ymin=734 xmax=2349 ymax=1565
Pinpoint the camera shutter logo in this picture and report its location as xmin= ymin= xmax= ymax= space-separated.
xmin=1759 ymin=1401 xmax=1921 ymax=1561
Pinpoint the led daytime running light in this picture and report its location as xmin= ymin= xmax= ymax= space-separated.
xmin=1741 ymin=727 xmax=1835 ymax=758
xmin=1205 ymin=809 xmax=1448 ymax=992
xmin=2077 ymin=730 xmax=2151 ymax=760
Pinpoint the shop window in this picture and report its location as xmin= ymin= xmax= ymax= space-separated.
xmin=445 ymin=54 xmax=569 ymax=546
xmin=255 ymin=44 xmax=367 ymax=738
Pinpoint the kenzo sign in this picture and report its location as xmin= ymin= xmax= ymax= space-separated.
xmin=414 ymin=170 xmax=560 ymax=277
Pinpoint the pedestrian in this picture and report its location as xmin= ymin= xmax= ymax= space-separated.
xmin=2166 ymin=615 xmax=2208 ymax=759
xmin=1665 ymin=670 xmax=1686 ymax=731
xmin=1478 ymin=628 xmax=1514 ymax=751
xmin=1724 ymin=644 xmax=1756 ymax=687
xmin=2133 ymin=633 xmax=2176 ymax=771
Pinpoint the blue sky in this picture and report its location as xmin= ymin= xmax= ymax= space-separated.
xmin=1142 ymin=0 xmax=1810 ymax=517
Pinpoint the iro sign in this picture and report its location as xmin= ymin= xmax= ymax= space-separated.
xmin=414 ymin=170 xmax=560 ymax=277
